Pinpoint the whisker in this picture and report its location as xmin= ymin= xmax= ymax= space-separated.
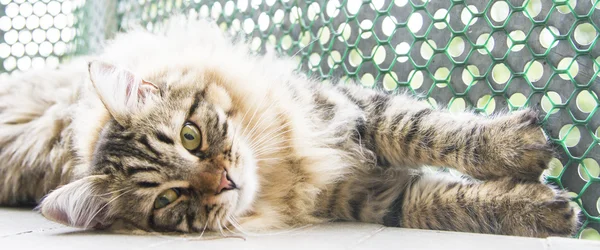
xmin=248 ymin=124 xmax=292 ymax=150
xmin=85 ymin=188 xmax=133 ymax=228
xmin=148 ymin=219 xmax=242 ymax=242
xmin=240 ymin=84 xmax=273 ymax=140
xmin=253 ymin=146 xmax=296 ymax=157
xmin=243 ymin=94 xmax=292 ymax=136
xmin=248 ymin=111 xmax=323 ymax=149
xmin=290 ymin=21 xmax=331 ymax=58
xmin=216 ymin=215 xmax=246 ymax=241
xmin=247 ymin=120 xmax=284 ymax=150
xmin=252 ymin=136 xmax=301 ymax=152
xmin=255 ymin=130 xmax=336 ymax=150
xmin=227 ymin=215 xmax=313 ymax=237
xmin=226 ymin=216 xmax=253 ymax=236
xmin=199 ymin=219 xmax=209 ymax=238
xmin=291 ymin=37 xmax=319 ymax=58
xmin=216 ymin=218 xmax=226 ymax=237
xmin=248 ymin=126 xmax=295 ymax=152
xmin=253 ymin=134 xmax=340 ymax=159
xmin=254 ymin=157 xmax=286 ymax=162
xmin=225 ymin=217 xmax=255 ymax=239
xmin=93 ymin=187 xmax=131 ymax=197
xmin=252 ymin=132 xmax=343 ymax=159
xmin=243 ymin=97 xmax=282 ymax=141
xmin=240 ymin=87 xmax=296 ymax=148
xmin=237 ymin=87 xmax=264 ymax=139
xmin=223 ymin=224 xmax=238 ymax=235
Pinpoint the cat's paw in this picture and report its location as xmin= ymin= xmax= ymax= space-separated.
xmin=502 ymin=184 xmax=580 ymax=238
xmin=484 ymin=109 xmax=554 ymax=181
xmin=530 ymin=191 xmax=580 ymax=237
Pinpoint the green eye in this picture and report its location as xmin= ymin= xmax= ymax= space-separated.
xmin=154 ymin=188 xmax=181 ymax=209
xmin=181 ymin=123 xmax=202 ymax=151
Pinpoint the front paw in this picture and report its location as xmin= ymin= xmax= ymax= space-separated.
xmin=533 ymin=191 xmax=580 ymax=237
xmin=484 ymin=109 xmax=554 ymax=181
xmin=502 ymin=184 xmax=580 ymax=238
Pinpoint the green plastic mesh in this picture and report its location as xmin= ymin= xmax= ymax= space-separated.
xmin=0 ymin=0 xmax=86 ymax=78
xmin=2 ymin=0 xmax=600 ymax=240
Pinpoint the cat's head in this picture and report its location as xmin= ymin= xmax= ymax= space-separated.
xmin=39 ymin=61 xmax=259 ymax=232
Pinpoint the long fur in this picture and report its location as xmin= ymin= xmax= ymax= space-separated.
xmin=0 ymin=16 xmax=579 ymax=238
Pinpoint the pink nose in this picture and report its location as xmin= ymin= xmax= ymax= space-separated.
xmin=217 ymin=171 xmax=236 ymax=194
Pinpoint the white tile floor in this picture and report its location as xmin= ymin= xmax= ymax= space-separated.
xmin=1 ymin=207 xmax=599 ymax=250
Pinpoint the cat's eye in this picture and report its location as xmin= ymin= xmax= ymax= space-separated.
xmin=181 ymin=123 xmax=202 ymax=151
xmin=154 ymin=188 xmax=181 ymax=209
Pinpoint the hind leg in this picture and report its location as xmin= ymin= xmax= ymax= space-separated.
xmin=393 ymin=173 xmax=579 ymax=238
xmin=0 ymin=69 xmax=77 ymax=205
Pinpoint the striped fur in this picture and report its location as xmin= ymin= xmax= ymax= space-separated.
xmin=0 ymin=17 xmax=578 ymax=237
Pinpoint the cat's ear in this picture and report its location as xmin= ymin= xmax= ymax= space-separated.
xmin=38 ymin=176 xmax=112 ymax=229
xmin=88 ymin=61 xmax=159 ymax=121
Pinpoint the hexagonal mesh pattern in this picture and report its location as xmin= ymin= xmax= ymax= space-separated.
xmin=0 ymin=0 xmax=86 ymax=78
xmin=1 ymin=0 xmax=599 ymax=240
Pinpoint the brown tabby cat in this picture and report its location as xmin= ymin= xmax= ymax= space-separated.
xmin=0 ymin=18 xmax=578 ymax=238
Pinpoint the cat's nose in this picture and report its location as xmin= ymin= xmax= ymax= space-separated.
xmin=216 ymin=170 xmax=236 ymax=194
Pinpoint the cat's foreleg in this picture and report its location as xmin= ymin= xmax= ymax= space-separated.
xmin=393 ymin=173 xmax=579 ymax=237
xmin=354 ymin=88 xmax=552 ymax=181
xmin=320 ymin=167 xmax=578 ymax=237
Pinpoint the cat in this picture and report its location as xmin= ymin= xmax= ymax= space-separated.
xmin=0 ymin=17 xmax=579 ymax=238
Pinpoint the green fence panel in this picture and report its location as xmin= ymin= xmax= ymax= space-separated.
xmin=1 ymin=0 xmax=599 ymax=240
